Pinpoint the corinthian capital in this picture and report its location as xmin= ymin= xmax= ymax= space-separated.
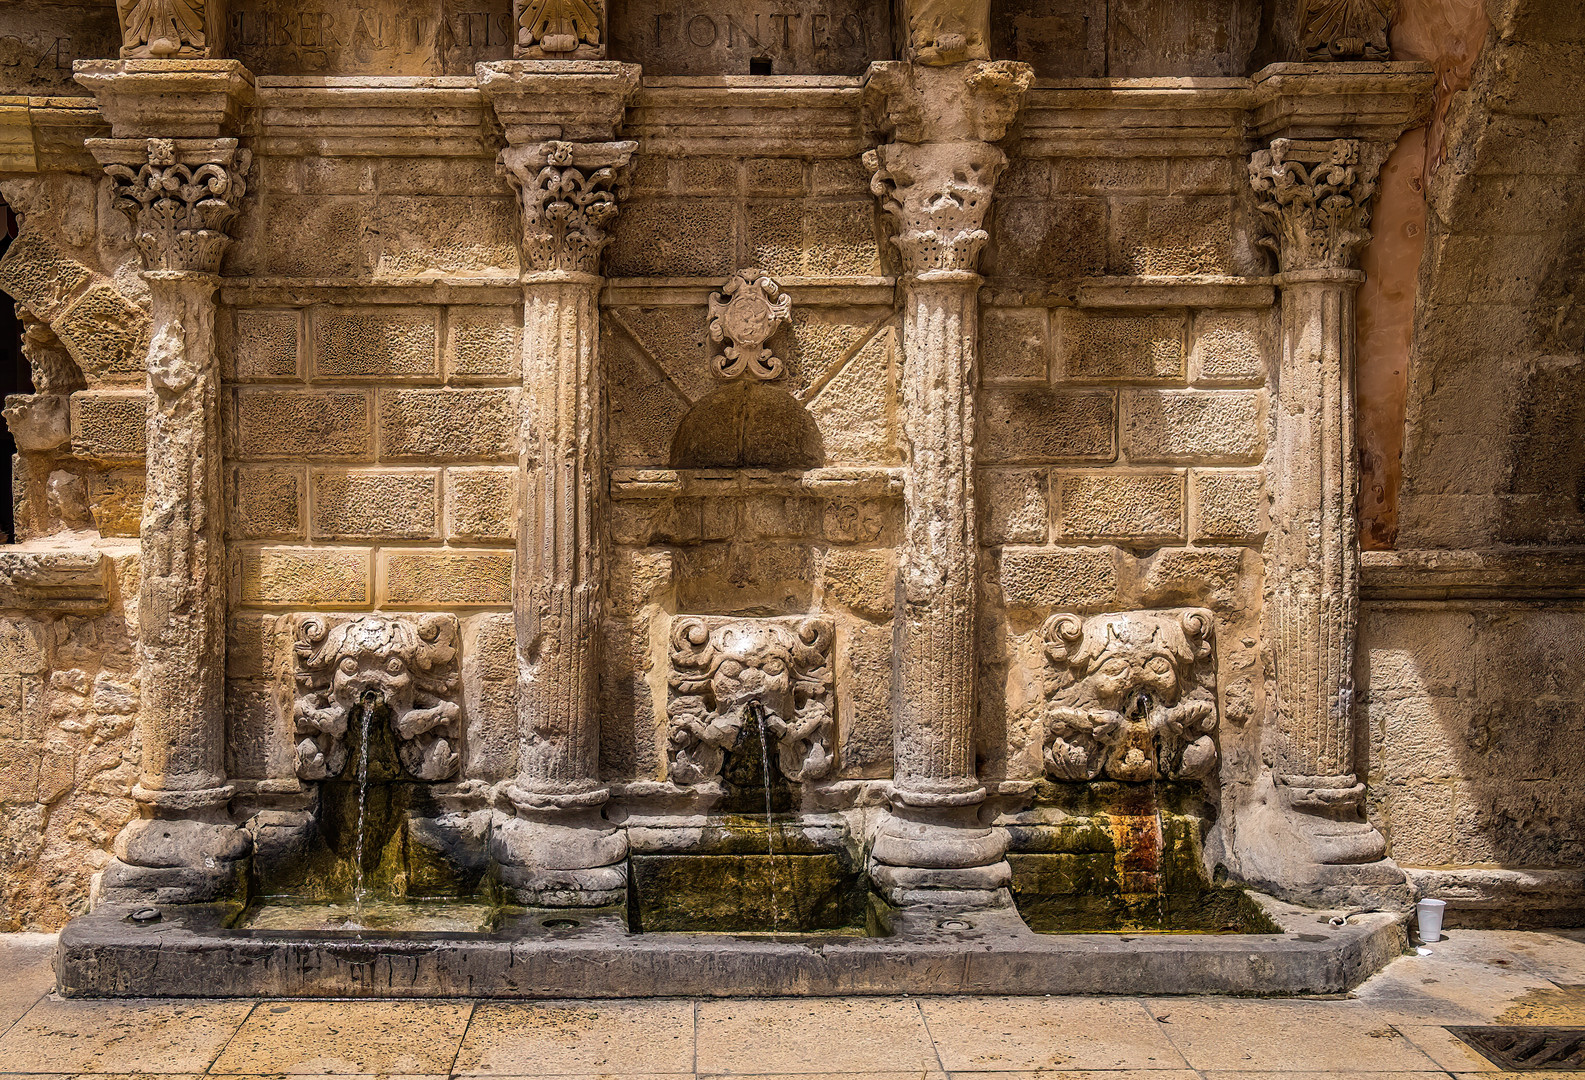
xmin=500 ymin=139 xmax=636 ymax=276
xmin=865 ymin=140 xmax=1004 ymax=275
xmin=90 ymin=137 xmax=249 ymax=274
xmin=1248 ymin=138 xmax=1382 ymax=273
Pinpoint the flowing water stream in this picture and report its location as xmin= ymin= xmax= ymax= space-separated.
xmin=746 ymin=699 xmax=781 ymax=936
xmin=349 ymin=690 xmax=378 ymax=930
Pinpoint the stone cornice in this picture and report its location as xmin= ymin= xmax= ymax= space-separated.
xmin=476 ymin=59 xmax=639 ymax=143
xmin=1361 ymin=547 xmax=1585 ymax=601
xmin=73 ymin=58 xmax=254 ymax=138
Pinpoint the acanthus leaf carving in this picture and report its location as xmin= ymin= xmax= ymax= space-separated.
xmin=1040 ymin=609 xmax=1219 ymax=784
xmin=1248 ymin=138 xmax=1380 ymax=273
xmin=116 ymin=0 xmax=214 ymax=58
xmin=1298 ymin=0 xmax=1392 ymax=61
xmin=666 ymin=615 xmax=835 ymax=785
xmin=499 ymin=139 xmax=635 ymax=275
xmin=98 ymin=137 xmax=249 ymax=275
xmin=291 ymin=614 xmax=463 ymax=782
xmin=864 ymin=141 xmax=1005 ymax=275
xmin=707 ymin=269 xmax=792 ymax=382
xmin=516 ymin=0 xmax=603 ymax=55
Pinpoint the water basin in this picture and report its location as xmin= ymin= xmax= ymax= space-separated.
xmin=239 ymin=897 xmax=499 ymax=933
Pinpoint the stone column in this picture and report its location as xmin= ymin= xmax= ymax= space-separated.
xmin=76 ymin=60 xmax=255 ymax=904
xmin=862 ymin=60 xmax=1031 ymax=905
xmin=478 ymin=63 xmax=638 ymax=907
xmin=1238 ymin=137 xmax=1405 ymax=904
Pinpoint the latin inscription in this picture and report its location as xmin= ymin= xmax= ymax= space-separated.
xmin=0 ymin=3 xmax=120 ymax=94
xmin=610 ymin=0 xmax=889 ymax=75
xmin=229 ymin=0 xmax=513 ymax=75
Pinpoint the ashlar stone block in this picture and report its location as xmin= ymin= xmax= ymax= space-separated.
xmin=1057 ymin=470 xmax=1185 ymax=541
xmin=231 ymin=466 xmax=305 ymax=540
xmin=446 ymin=307 xmax=520 ymax=382
xmin=978 ymin=387 xmax=1116 ymax=464
xmin=1192 ymin=310 xmax=1268 ymax=384
xmin=998 ymin=546 xmax=1121 ymax=611
xmin=314 ymin=307 xmax=440 ymax=380
xmin=445 ymin=466 xmax=517 ymax=542
xmin=981 ymin=307 xmax=1050 ymax=382
xmin=1122 ymin=389 xmax=1264 ymax=463
xmin=378 ymin=388 xmax=519 ymax=461
xmin=1191 ymin=468 xmax=1265 ymax=542
xmin=1059 ymin=310 xmax=1185 ymax=381
xmin=978 ymin=468 xmax=1051 ymax=545
xmin=235 ymin=389 xmax=373 ymax=460
xmin=69 ymin=390 xmax=145 ymax=460
xmin=237 ymin=546 xmax=372 ymax=607
xmin=233 ymin=309 xmax=302 ymax=381
xmin=86 ymin=471 xmax=144 ymax=538
xmin=311 ymin=469 xmax=440 ymax=540
xmin=381 ymin=550 xmax=513 ymax=606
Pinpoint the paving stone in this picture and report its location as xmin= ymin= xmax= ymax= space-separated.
xmin=211 ymin=1001 xmax=472 ymax=1075
xmin=454 ymin=1000 xmax=694 ymax=1075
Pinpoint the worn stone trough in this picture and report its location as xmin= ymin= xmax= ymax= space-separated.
xmin=57 ymin=892 xmax=1405 ymax=998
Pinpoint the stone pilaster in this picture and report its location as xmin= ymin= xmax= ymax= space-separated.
xmin=479 ymin=64 xmax=638 ymax=907
xmin=1236 ymin=137 xmax=1406 ymax=905
xmin=77 ymin=60 xmax=254 ymax=903
xmin=863 ymin=59 xmax=1031 ymax=906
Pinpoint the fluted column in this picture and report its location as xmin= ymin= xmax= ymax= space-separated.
xmin=76 ymin=60 xmax=255 ymax=903
xmin=478 ymin=65 xmax=639 ymax=905
xmin=1239 ymin=137 xmax=1404 ymax=902
xmin=862 ymin=60 xmax=1031 ymax=904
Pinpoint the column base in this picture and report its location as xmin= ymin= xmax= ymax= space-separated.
xmin=869 ymin=789 xmax=1011 ymax=907
xmin=1231 ymin=773 xmax=1411 ymax=911
xmin=489 ymin=786 xmax=628 ymax=907
xmin=98 ymin=791 xmax=252 ymax=906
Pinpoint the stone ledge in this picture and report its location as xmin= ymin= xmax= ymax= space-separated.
xmin=56 ymin=893 xmax=1405 ymax=999
xmin=1405 ymin=867 xmax=1585 ymax=928
xmin=0 ymin=543 xmax=117 ymax=613
xmin=1360 ymin=547 xmax=1585 ymax=600
xmin=610 ymin=467 xmax=905 ymax=500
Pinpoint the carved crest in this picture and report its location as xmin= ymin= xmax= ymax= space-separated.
xmin=516 ymin=0 xmax=603 ymax=54
xmin=1040 ymin=609 xmax=1218 ymax=784
xmin=1299 ymin=0 xmax=1391 ymax=61
xmin=1248 ymin=138 xmax=1379 ymax=272
xmin=903 ymin=0 xmax=991 ymax=64
xmin=291 ymin=614 xmax=463 ymax=782
xmin=117 ymin=0 xmax=213 ymax=58
xmin=707 ymin=269 xmax=792 ymax=381
xmin=666 ymin=615 xmax=835 ymax=785
xmin=97 ymin=138 xmax=250 ymax=275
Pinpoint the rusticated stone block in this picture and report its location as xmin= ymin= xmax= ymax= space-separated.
xmin=979 ymin=468 xmax=1051 ymax=545
xmin=1109 ymin=196 xmax=1236 ymax=276
xmin=1059 ymin=310 xmax=1185 ymax=381
xmin=0 ymin=234 xmax=91 ymax=320
xmin=1122 ymin=389 xmax=1263 ymax=463
xmin=378 ymin=388 xmax=518 ymax=461
xmin=979 ymin=388 xmax=1115 ymax=463
xmin=822 ymin=548 xmax=896 ymax=621
xmin=1193 ymin=310 xmax=1268 ymax=384
xmin=1140 ymin=546 xmax=1253 ymax=612
xmin=608 ymin=199 xmax=736 ymax=278
xmin=998 ymin=546 xmax=1120 ymax=611
xmin=231 ymin=466 xmax=304 ymax=540
xmin=235 ymin=389 xmax=372 ymax=460
xmin=1191 ymin=469 xmax=1265 ymax=542
xmin=237 ymin=546 xmax=371 ymax=607
xmin=233 ymin=309 xmax=302 ymax=381
xmin=446 ymin=467 xmax=516 ymax=542
xmin=70 ymin=390 xmax=144 ymax=459
xmin=311 ymin=469 xmax=440 ymax=540
xmin=1057 ymin=471 xmax=1185 ymax=541
xmin=446 ymin=307 xmax=520 ymax=382
xmin=86 ymin=470 xmax=144 ymax=538
xmin=314 ymin=307 xmax=439 ymax=380
xmin=982 ymin=307 xmax=1050 ymax=382
xmin=381 ymin=550 xmax=512 ymax=606
xmin=55 ymin=284 xmax=147 ymax=380
xmin=609 ymin=548 xmax=674 ymax=616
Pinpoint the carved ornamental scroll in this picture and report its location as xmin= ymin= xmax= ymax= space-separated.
xmin=666 ymin=616 xmax=835 ymax=785
xmin=1040 ymin=609 xmax=1219 ymax=783
xmin=1248 ymin=138 xmax=1378 ymax=273
xmin=707 ymin=269 xmax=792 ymax=381
xmin=291 ymin=614 xmax=464 ymax=782
xmin=1298 ymin=0 xmax=1391 ymax=61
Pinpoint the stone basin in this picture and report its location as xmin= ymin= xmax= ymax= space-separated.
xmin=56 ymin=891 xmax=1406 ymax=998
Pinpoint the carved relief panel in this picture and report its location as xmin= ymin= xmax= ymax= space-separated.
xmin=1040 ymin=609 xmax=1218 ymax=783
xmin=666 ymin=615 xmax=835 ymax=785
xmin=290 ymin=614 xmax=463 ymax=782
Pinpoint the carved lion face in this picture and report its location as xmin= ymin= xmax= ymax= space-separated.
xmin=328 ymin=618 xmax=418 ymax=711
xmin=709 ymin=623 xmax=796 ymax=724
xmin=1048 ymin=611 xmax=1207 ymax=714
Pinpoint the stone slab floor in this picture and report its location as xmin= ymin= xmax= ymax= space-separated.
xmin=1 ymin=929 xmax=1582 ymax=1080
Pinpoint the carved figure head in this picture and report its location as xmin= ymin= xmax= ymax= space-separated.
xmin=666 ymin=615 xmax=835 ymax=785
xmin=291 ymin=613 xmax=463 ymax=782
xmin=1040 ymin=609 xmax=1218 ymax=783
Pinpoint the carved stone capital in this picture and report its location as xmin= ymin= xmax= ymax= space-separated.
xmin=864 ymin=60 xmax=1033 ymax=145
xmin=865 ymin=140 xmax=1004 ymax=275
xmin=116 ymin=0 xmax=226 ymax=59
xmin=1298 ymin=0 xmax=1392 ymax=62
xmin=515 ymin=0 xmax=605 ymax=57
xmin=1249 ymin=138 xmax=1383 ymax=273
xmin=89 ymin=136 xmax=248 ymax=274
xmin=499 ymin=139 xmax=635 ymax=276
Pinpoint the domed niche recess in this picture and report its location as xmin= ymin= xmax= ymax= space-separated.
xmin=669 ymin=380 xmax=824 ymax=469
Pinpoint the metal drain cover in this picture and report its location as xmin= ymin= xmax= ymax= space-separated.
xmin=1447 ymin=1027 xmax=1585 ymax=1070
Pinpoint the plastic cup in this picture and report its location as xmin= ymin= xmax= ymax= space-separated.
xmin=1416 ymin=897 xmax=1447 ymax=942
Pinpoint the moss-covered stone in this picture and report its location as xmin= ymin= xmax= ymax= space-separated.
xmin=631 ymin=852 xmax=866 ymax=933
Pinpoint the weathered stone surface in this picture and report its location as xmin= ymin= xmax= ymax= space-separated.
xmin=999 ymin=546 xmax=1120 ymax=611
xmin=1059 ymin=311 xmax=1185 ymax=381
xmin=446 ymin=307 xmax=520 ymax=382
xmin=978 ymin=388 xmax=1115 ymax=464
xmin=236 ymin=389 xmax=373 ymax=460
xmin=378 ymin=388 xmax=519 ymax=461
xmin=446 ymin=467 xmax=517 ymax=542
xmin=1191 ymin=469 xmax=1265 ymax=542
xmin=70 ymin=390 xmax=145 ymax=460
xmin=1057 ymin=472 xmax=1184 ymax=542
xmin=231 ymin=466 xmax=304 ymax=540
xmin=1122 ymin=390 xmax=1264 ymax=464
xmin=311 ymin=469 xmax=440 ymax=540
xmin=382 ymin=550 xmax=513 ymax=606
xmin=232 ymin=310 xmax=302 ymax=381
xmin=238 ymin=546 xmax=372 ymax=607
xmin=314 ymin=307 xmax=439 ymax=380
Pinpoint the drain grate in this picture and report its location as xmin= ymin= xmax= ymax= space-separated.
xmin=1447 ymin=1027 xmax=1585 ymax=1071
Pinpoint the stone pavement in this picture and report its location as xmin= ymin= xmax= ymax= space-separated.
xmin=0 ymin=928 xmax=1581 ymax=1079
